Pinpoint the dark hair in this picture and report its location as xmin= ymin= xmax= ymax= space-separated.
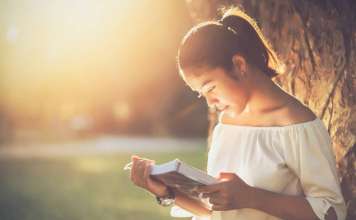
xmin=177 ymin=7 xmax=282 ymax=79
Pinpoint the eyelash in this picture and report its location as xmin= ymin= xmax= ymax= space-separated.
xmin=198 ymin=85 xmax=216 ymax=98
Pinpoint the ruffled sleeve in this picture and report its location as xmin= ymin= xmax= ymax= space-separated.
xmin=170 ymin=205 xmax=210 ymax=220
xmin=282 ymin=119 xmax=347 ymax=220
xmin=170 ymin=205 xmax=194 ymax=218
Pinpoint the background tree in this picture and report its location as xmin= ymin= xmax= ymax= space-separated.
xmin=185 ymin=0 xmax=356 ymax=219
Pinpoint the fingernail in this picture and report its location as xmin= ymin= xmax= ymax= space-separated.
xmin=131 ymin=155 xmax=139 ymax=160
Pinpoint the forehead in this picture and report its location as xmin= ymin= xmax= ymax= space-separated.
xmin=182 ymin=67 xmax=225 ymax=91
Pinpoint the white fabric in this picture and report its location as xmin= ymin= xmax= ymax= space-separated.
xmin=170 ymin=116 xmax=346 ymax=220
xmin=170 ymin=205 xmax=195 ymax=218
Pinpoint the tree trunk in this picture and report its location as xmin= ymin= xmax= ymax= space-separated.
xmin=185 ymin=0 xmax=356 ymax=219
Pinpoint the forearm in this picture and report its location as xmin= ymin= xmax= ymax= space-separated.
xmin=251 ymin=187 xmax=321 ymax=220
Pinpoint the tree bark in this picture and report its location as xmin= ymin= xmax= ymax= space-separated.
xmin=185 ymin=0 xmax=356 ymax=219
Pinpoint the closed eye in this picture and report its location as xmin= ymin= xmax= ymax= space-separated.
xmin=207 ymin=85 xmax=216 ymax=93
xmin=197 ymin=85 xmax=216 ymax=98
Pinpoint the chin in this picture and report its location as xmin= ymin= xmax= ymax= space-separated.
xmin=223 ymin=106 xmax=242 ymax=117
xmin=225 ymin=111 xmax=237 ymax=118
xmin=220 ymin=107 xmax=232 ymax=116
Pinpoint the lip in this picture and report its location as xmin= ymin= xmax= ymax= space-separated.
xmin=218 ymin=105 xmax=229 ymax=111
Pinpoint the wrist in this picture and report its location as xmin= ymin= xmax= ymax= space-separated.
xmin=153 ymin=185 xmax=169 ymax=197
xmin=248 ymin=186 xmax=262 ymax=210
xmin=155 ymin=187 xmax=175 ymax=207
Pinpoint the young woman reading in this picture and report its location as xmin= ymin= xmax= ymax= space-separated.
xmin=128 ymin=7 xmax=346 ymax=220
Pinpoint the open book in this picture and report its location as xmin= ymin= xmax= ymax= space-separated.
xmin=150 ymin=159 xmax=219 ymax=209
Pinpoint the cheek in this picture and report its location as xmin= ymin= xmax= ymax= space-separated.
xmin=223 ymin=88 xmax=249 ymax=110
xmin=220 ymin=86 xmax=245 ymax=102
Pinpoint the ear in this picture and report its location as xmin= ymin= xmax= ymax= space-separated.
xmin=232 ymin=54 xmax=247 ymax=77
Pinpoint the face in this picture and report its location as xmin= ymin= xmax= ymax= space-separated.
xmin=182 ymin=66 xmax=250 ymax=116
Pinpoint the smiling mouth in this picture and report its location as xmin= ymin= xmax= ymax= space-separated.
xmin=218 ymin=105 xmax=229 ymax=111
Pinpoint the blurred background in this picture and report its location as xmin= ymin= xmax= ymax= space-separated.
xmin=0 ymin=0 xmax=209 ymax=143
xmin=0 ymin=1 xmax=209 ymax=219
xmin=2 ymin=0 xmax=356 ymax=219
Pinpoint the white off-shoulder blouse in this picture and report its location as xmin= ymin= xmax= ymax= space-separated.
xmin=170 ymin=116 xmax=346 ymax=220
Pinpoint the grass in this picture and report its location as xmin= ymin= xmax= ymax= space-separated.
xmin=0 ymin=150 xmax=208 ymax=220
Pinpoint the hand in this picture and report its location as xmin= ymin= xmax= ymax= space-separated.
xmin=196 ymin=172 xmax=256 ymax=211
xmin=129 ymin=155 xmax=168 ymax=197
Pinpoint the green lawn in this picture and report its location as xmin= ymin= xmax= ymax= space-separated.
xmin=0 ymin=150 xmax=207 ymax=220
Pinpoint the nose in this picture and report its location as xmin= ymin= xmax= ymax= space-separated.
xmin=206 ymin=96 xmax=219 ymax=109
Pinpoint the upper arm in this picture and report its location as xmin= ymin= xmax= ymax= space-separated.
xmin=282 ymin=122 xmax=347 ymax=220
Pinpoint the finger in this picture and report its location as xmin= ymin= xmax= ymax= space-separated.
xmin=136 ymin=161 xmax=146 ymax=174
xmin=131 ymin=158 xmax=139 ymax=170
xmin=196 ymin=183 xmax=223 ymax=193
xmin=140 ymin=157 xmax=154 ymax=162
xmin=130 ymin=161 xmax=141 ymax=183
xmin=209 ymin=196 xmax=225 ymax=205
xmin=143 ymin=163 xmax=151 ymax=182
xmin=211 ymin=204 xmax=228 ymax=211
xmin=218 ymin=172 xmax=236 ymax=181
xmin=201 ymin=191 xmax=220 ymax=199
xmin=130 ymin=158 xmax=140 ymax=178
xmin=132 ymin=156 xmax=150 ymax=165
xmin=130 ymin=168 xmax=139 ymax=185
xmin=131 ymin=160 xmax=145 ymax=180
xmin=131 ymin=156 xmax=142 ymax=170
xmin=203 ymin=191 xmax=224 ymax=204
xmin=131 ymin=155 xmax=141 ymax=161
xmin=142 ymin=159 xmax=154 ymax=175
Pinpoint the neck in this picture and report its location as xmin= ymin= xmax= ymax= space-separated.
xmin=239 ymin=70 xmax=290 ymax=116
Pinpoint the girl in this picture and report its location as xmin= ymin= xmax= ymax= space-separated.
xmin=129 ymin=7 xmax=347 ymax=220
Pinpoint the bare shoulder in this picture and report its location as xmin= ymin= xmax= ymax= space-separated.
xmin=220 ymin=94 xmax=317 ymax=127
xmin=280 ymin=97 xmax=317 ymax=124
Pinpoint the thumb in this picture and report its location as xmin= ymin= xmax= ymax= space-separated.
xmin=131 ymin=155 xmax=140 ymax=160
xmin=218 ymin=172 xmax=236 ymax=181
